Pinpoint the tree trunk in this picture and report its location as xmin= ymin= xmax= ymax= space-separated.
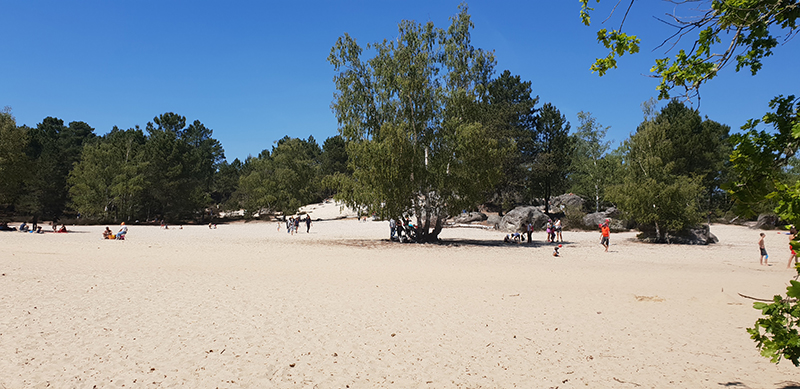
xmin=415 ymin=210 xmax=443 ymax=243
xmin=655 ymin=221 xmax=662 ymax=242
xmin=594 ymin=182 xmax=600 ymax=213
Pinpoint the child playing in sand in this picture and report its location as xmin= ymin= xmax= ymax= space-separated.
xmin=759 ymin=233 xmax=768 ymax=265
xmin=553 ymin=245 xmax=560 ymax=257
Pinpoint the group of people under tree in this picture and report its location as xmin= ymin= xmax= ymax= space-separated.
xmin=389 ymin=217 xmax=417 ymax=243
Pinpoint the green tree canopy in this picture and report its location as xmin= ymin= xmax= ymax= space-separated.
xmin=569 ymin=111 xmax=613 ymax=212
xmin=328 ymin=4 xmax=502 ymax=242
xmin=236 ymin=136 xmax=322 ymax=217
xmin=529 ymin=103 xmax=574 ymax=213
xmin=69 ymin=127 xmax=148 ymax=221
xmin=0 ymin=108 xmax=30 ymax=209
xmin=485 ymin=70 xmax=539 ymax=212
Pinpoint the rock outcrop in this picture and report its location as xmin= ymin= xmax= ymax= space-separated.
xmin=497 ymin=206 xmax=549 ymax=233
xmin=451 ymin=212 xmax=488 ymax=224
xmin=755 ymin=214 xmax=779 ymax=230
xmin=551 ymin=193 xmax=584 ymax=210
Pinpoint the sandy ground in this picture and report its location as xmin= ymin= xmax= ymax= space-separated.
xmin=2 ymin=219 xmax=800 ymax=388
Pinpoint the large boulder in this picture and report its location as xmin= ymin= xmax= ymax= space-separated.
xmin=551 ymin=193 xmax=584 ymax=210
xmin=498 ymin=206 xmax=549 ymax=233
xmin=451 ymin=211 xmax=488 ymax=224
xmin=582 ymin=208 xmax=626 ymax=231
xmin=638 ymin=224 xmax=718 ymax=245
xmin=755 ymin=214 xmax=779 ymax=230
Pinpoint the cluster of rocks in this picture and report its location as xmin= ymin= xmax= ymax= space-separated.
xmin=448 ymin=193 xmax=721 ymax=245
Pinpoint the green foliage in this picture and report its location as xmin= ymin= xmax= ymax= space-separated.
xmin=748 ymin=266 xmax=800 ymax=366
xmin=236 ymin=136 xmax=322 ymax=217
xmin=0 ymin=108 xmax=30 ymax=207
xmin=211 ymin=158 xmax=243 ymax=210
xmin=528 ymin=103 xmax=574 ymax=212
xmin=328 ymin=4 xmax=502 ymax=242
xmin=727 ymin=95 xmax=800 ymax=220
xmin=485 ymin=70 xmax=539 ymax=211
xmin=581 ymin=0 xmax=800 ymax=99
xmin=569 ymin=112 xmax=613 ymax=212
xmin=22 ymin=117 xmax=96 ymax=220
xmin=69 ymin=127 xmax=148 ymax=221
xmin=607 ymin=121 xmax=703 ymax=239
xmin=591 ymin=29 xmax=641 ymax=76
xmin=607 ymin=101 xmax=729 ymax=239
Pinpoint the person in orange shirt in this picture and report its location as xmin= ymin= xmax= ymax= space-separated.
xmin=599 ymin=220 xmax=610 ymax=252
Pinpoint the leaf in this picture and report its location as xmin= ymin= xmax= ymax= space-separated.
xmin=787 ymin=281 xmax=800 ymax=299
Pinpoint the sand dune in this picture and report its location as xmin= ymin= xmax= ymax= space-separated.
xmin=2 ymin=221 xmax=799 ymax=388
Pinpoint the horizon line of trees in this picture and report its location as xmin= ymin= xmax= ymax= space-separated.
xmin=1 ymin=93 xmax=748 ymax=234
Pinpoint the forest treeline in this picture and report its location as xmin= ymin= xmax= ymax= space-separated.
xmin=0 ymin=95 xmax=752 ymax=234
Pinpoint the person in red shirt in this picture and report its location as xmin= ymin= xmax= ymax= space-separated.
xmin=599 ymin=219 xmax=610 ymax=252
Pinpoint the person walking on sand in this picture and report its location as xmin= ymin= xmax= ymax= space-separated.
xmin=305 ymin=215 xmax=312 ymax=233
xmin=759 ymin=233 xmax=769 ymax=265
xmin=788 ymin=226 xmax=798 ymax=269
xmin=599 ymin=220 xmax=610 ymax=252
xmin=526 ymin=221 xmax=533 ymax=244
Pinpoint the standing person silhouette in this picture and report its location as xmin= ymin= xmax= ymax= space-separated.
xmin=599 ymin=220 xmax=610 ymax=252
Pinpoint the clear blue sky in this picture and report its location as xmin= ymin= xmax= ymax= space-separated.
xmin=2 ymin=1 xmax=798 ymax=162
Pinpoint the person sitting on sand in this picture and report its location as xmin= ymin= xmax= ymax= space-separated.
xmin=57 ymin=225 xmax=68 ymax=233
xmin=19 ymin=222 xmax=29 ymax=232
xmin=103 ymin=227 xmax=112 ymax=239
xmin=0 ymin=222 xmax=15 ymax=231
xmin=553 ymin=245 xmax=560 ymax=257
xmin=117 ymin=222 xmax=127 ymax=240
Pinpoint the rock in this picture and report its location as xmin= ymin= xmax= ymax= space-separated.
xmin=582 ymin=212 xmax=608 ymax=228
xmin=498 ymin=206 xmax=549 ymax=233
xmin=637 ymin=224 xmax=718 ymax=245
xmin=755 ymin=214 xmax=779 ymax=230
xmin=582 ymin=208 xmax=625 ymax=231
xmin=604 ymin=207 xmax=621 ymax=219
xmin=551 ymin=193 xmax=584 ymax=210
xmin=486 ymin=214 xmax=502 ymax=227
xmin=451 ymin=211 xmax=488 ymax=224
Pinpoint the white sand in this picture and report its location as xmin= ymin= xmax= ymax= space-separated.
xmin=2 ymin=221 xmax=800 ymax=388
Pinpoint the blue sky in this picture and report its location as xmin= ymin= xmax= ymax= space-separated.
xmin=2 ymin=1 xmax=798 ymax=162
